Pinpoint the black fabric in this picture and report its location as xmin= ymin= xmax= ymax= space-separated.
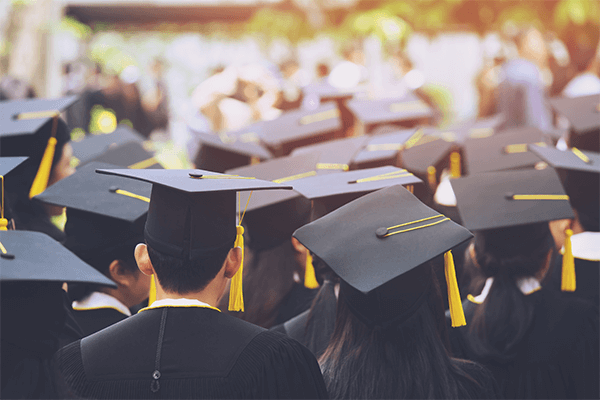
xmin=543 ymin=253 xmax=599 ymax=308
xmin=273 ymin=280 xmax=338 ymax=358
xmin=274 ymin=283 xmax=318 ymax=326
xmin=447 ymin=287 xmax=599 ymax=399
xmin=12 ymin=200 xmax=66 ymax=242
xmin=72 ymin=308 xmax=128 ymax=337
xmin=55 ymin=307 xmax=328 ymax=399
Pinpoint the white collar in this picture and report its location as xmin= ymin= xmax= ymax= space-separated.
xmin=468 ymin=276 xmax=541 ymax=304
xmin=561 ymin=232 xmax=600 ymax=261
xmin=139 ymin=298 xmax=220 ymax=313
xmin=72 ymin=291 xmax=132 ymax=316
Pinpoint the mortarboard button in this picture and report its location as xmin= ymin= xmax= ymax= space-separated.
xmin=375 ymin=227 xmax=388 ymax=238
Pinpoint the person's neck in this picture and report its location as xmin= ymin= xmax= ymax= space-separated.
xmin=153 ymin=277 xmax=224 ymax=309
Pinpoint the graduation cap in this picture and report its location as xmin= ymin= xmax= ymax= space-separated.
xmin=70 ymin=125 xmax=145 ymax=167
xmin=226 ymin=153 xmax=318 ymax=286
xmin=463 ymin=126 xmax=548 ymax=175
xmin=192 ymin=125 xmax=272 ymax=173
xmin=353 ymin=128 xmax=419 ymax=169
xmin=0 ymin=96 xmax=78 ymax=198
xmin=448 ymin=114 xmax=506 ymax=143
xmin=529 ymin=144 xmax=600 ymax=174
xmin=84 ymin=141 xmax=163 ymax=169
xmin=0 ymin=157 xmax=28 ymax=230
xmin=0 ymin=230 xmax=116 ymax=287
xmin=291 ymin=165 xmax=422 ymax=219
xmin=291 ymin=136 xmax=369 ymax=175
xmin=35 ymin=162 xmax=151 ymax=279
xmin=293 ymin=184 xmax=472 ymax=327
xmin=258 ymin=102 xmax=342 ymax=156
xmin=346 ymin=94 xmax=434 ymax=136
xmin=95 ymin=168 xmax=293 ymax=312
xmin=549 ymin=94 xmax=600 ymax=151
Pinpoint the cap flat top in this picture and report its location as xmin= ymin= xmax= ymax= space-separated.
xmin=0 ymin=230 xmax=116 ymax=286
xmin=96 ymin=168 xmax=293 ymax=194
xmin=294 ymin=185 xmax=472 ymax=293
xmin=464 ymin=126 xmax=546 ymax=174
xmin=35 ymin=162 xmax=151 ymax=223
xmin=226 ymin=152 xmax=319 ymax=211
xmin=448 ymin=114 xmax=506 ymax=143
xmin=0 ymin=157 xmax=27 ymax=176
xmin=70 ymin=125 xmax=144 ymax=164
xmin=192 ymin=126 xmax=272 ymax=159
xmin=291 ymin=135 xmax=369 ymax=173
xmin=353 ymin=128 xmax=418 ymax=165
xmin=302 ymin=82 xmax=363 ymax=100
xmin=549 ymin=94 xmax=600 ymax=134
xmin=529 ymin=144 xmax=600 ymax=173
xmin=291 ymin=165 xmax=422 ymax=200
xmin=346 ymin=95 xmax=433 ymax=125
xmin=400 ymin=133 xmax=454 ymax=174
xmin=84 ymin=141 xmax=162 ymax=169
xmin=0 ymin=96 xmax=78 ymax=137
xmin=451 ymin=167 xmax=574 ymax=231
xmin=259 ymin=102 xmax=342 ymax=146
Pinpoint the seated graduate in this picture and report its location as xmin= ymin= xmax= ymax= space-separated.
xmin=34 ymin=162 xmax=152 ymax=336
xmin=0 ymin=97 xmax=78 ymax=242
xmin=530 ymin=144 xmax=599 ymax=307
xmin=54 ymin=168 xmax=328 ymax=399
xmin=270 ymin=166 xmax=422 ymax=358
xmin=218 ymin=154 xmax=321 ymax=328
xmin=294 ymin=184 xmax=497 ymax=399
xmin=448 ymin=167 xmax=599 ymax=399
xmin=0 ymin=159 xmax=116 ymax=399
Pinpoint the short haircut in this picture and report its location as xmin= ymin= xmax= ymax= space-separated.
xmin=147 ymin=243 xmax=232 ymax=294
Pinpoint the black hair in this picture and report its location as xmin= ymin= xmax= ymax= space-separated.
xmin=147 ymin=243 xmax=231 ymax=294
xmin=564 ymin=170 xmax=599 ymax=232
xmin=467 ymin=222 xmax=553 ymax=361
xmin=319 ymin=264 xmax=486 ymax=399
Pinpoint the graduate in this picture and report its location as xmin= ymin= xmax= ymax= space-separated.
xmin=293 ymin=184 xmax=497 ymax=399
xmin=448 ymin=167 xmax=599 ymax=399
xmin=35 ymin=162 xmax=152 ymax=336
xmin=55 ymin=168 xmax=328 ymax=399
xmin=0 ymin=97 xmax=78 ymax=241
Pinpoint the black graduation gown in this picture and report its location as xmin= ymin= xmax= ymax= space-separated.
xmin=55 ymin=306 xmax=329 ymax=399
xmin=72 ymin=308 xmax=127 ymax=337
xmin=544 ymin=253 xmax=599 ymax=308
xmin=271 ymin=280 xmax=337 ymax=358
xmin=274 ymin=283 xmax=318 ymax=326
xmin=447 ymin=287 xmax=599 ymax=399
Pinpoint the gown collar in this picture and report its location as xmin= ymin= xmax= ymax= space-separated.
xmin=561 ymin=231 xmax=600 ymax=262
xmin=138 ymin=297 xmax=220 ymax=313
xmin=72 ymin=291 xmax=132 ymax=316
xmin=468 ymin=276 xmax=541 ymax=304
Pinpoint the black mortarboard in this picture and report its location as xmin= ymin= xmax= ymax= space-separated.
xmin=0 ymin=230 xmax=116 ymax=286
xmin=192 ymin=126 xmax=272 ymax=173
xmin=86 ymin=141 xmax=163 ymax=169
xmin=291 ymin=136 xmax=369 ymax=174
xmin=0 ymin=157 xmax=27 ymax=177
xmin=352 ymin=128 xmax=419 ymax=169
xmin=293 ymin=185 xmax=472 ymax=327
xmin=70 ymin=125 xmax=144 ymax=167
xmin=0 ymin=96 xmax=77 ymax=139
xmin=447 ymin=113 xmax=506 ymax=143
xmin=463 ymin=126 xmax=548 ymax=175
xmin=529 ymin=144 xmax=600 ymax=174
xmin=549 ymin=94 xmax=600 ymax=151
xmin=226 ymin=153 xmax=317 ymax=250
xmin=258 ymin=102 xmax=342 ymax=156
xmin=302 ymin=83 xmax=363 ymax=136
xmin=450 ymin=168 xmax=574 ymax=231
xmin=347 ymin=94 xmax=433 ymax=135
xmin=400 ymin=128 xmax=457 ymax=186
xmin=34 ymin=162 xmax=151 ymax=271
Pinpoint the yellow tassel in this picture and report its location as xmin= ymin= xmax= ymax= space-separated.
xmin=29 ymin=136 xmax=57 ymax=198
xmin=561 ymin=229 xmax=576 ymax=292
xmin=427 ymin=166 xmax=437 ymax=190
xmin=445 ymin=250 xmax=466 ymax=327
xmin=0 ymin=219 xmax=7 ymax=231
xmin=228 ymin=225 xmax=245 ymax=312
xmin=1 ymin=175 xmax=6 ymax=230
xmin=450 ymin=151 xmax=461 ymax=178
xmin=148 ymin=274 xmax=157 ymax=305
xmin=304 ymin=250 xmax=319 ymax=289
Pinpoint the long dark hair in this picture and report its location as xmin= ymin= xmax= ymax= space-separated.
xmin=468 ymin=222 xmax=553 ymax=361
xmin=319 ymin=264 xmax=484 ymax=399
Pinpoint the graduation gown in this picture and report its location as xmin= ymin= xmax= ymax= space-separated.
xmin=448 ymin=285 xmax=599 ymax=399
xmin=71 ymin=292 xmax=130 ymax=337
xmin=55 ymin=301 xmax=329 ymax=399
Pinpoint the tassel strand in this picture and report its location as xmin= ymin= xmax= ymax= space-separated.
xmin=445 ymin=250 xmax=466 ymax=327
xmin=304 ymin=250 xmax=319 ymax=289
xmin=561 ymin=229 xmax=576 ymax=292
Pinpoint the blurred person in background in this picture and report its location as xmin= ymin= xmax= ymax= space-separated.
xmin=327 ymin=41 xmax=368 ymax=90
xmin=0 ymin=75 xmax=36 ymax=100
xmin=561 ymin=24 xmax=600 ymax=98
xmin=142 ymin=57 xmax=170 ymax=138
xmin=277 ymin=58 xmax=309 ymax=111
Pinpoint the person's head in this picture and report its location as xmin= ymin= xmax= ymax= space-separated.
xmin=515 ymin=26 xmax=548 ymax=68
xmin=0 ymin=76 xmax=36 ymax=100
xmin=563 ymin=22 xmax=600 ymax=74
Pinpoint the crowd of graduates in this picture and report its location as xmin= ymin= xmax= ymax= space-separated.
xmin=0 ymin=23 xmax=599 ymax=400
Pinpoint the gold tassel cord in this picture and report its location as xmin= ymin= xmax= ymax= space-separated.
xmin=228 ymin=191 xmax=253 ymax=312
xmin=0 ymin=175 xmax=6 ymax=231
xmin=571 ymin=147 xmax=591 ymax=164
xmin=366 ymin=143 xmax=404 ymax=152
xmin=445 ymin=250 xmax=467 ymax=327
xmin=148 ymin=275 xmax=157 ymax=306
xmin=427 ymin=166 xmax=437 ymax=189
xmin=510 ymin=194 xmax=569 ymax=201
xmin=403 ymin=129 xmax=424 ymax=150
xmin=351 ymin=171 xmax=413 ymax=184
xmin=316 ymin=163 xmax=349 ymax=171
xmin=450 ymin=152 xmax=461 ymax=178
xmin=128 ymin=157 xmax=160 ymax=170
xmin=299 ymin=109 xmax=340 ymax=125
xmin=561 ymin=229 xmax=576 ymax=292
xmin=29 ymin=115 xmax=60 ymax=199
xmin=110 ymin=188 xmax=150 ymax=203
xmin=383 ymin=217 xmax=450 ymax=237
xmin=0 ymin=241 xmax=7 ymax=254
xmin=273 ymin=170 xmax=317 ymax=184
xmin=304 ymin=250 xmax=319 ymax=289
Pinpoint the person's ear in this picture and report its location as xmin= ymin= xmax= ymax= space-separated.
xmin=548 ymin=219 xmax=573 ymax=249
xmin=135 ymin=243 xmax=155 ymax=277
xmin=108 ymin=260 xmax=131 ymax=288
xmin=291 ymin=237 xmax=307 ymax=254
xmin=223 ymin=247 xmax=242 ymax=279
